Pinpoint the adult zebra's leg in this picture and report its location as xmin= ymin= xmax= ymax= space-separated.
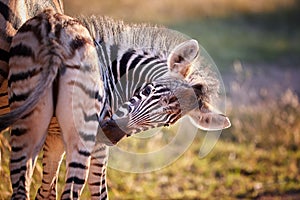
xmin=88 ymin=143 xmax=109 ymax=200
xmin=56 ymin=65 xmax=103 ymax=199
xmin=9 ymin=87 xmax=53 ymax=200
xmin=51 ymin=10 xmax=104 ymax=198
xmin=56 ymin=88 xmax=93 ymax=199
xmin=35 ymin=117 xmax=65 ymax=200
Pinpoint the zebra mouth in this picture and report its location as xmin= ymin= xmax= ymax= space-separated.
xmin=97 ymin=117 xmax=131 ymax=145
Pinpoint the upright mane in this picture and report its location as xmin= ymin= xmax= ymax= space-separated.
xmin=79 ymin=15 xmax=189 ymax=54
xmin=79 ymin=15 xmax=221 ymax=106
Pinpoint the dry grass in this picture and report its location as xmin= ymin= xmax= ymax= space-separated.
xmin=226 ymin=63 xmax=300 ymax=150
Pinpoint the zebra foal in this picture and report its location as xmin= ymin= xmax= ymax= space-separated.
xmin=0 ymin=7 xmax=230 ymax=200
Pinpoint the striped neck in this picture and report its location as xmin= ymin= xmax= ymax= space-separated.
xmin=95 ymin=41 xmax=169 ymax=114
xmin=80 ymin=16 xmax=189 ymax=115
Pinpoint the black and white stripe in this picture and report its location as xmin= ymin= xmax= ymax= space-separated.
xmin=0 ymin=6 xmax=212 ymax=200
xmin=0 ymin=0 xmax=64 ymax=85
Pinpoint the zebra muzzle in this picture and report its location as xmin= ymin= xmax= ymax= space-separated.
xmin=97 ymin=117 xmax=130 ymax=145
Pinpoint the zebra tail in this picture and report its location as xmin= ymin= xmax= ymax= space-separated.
xmin=0 ymin=60 xmax=59 ymax=132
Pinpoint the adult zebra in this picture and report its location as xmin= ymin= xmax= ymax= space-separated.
xmin=0 ymin=8 xmax=230 ymax=200
xmin=0 ymin=0 xmax=64 ymax=94
xmin=0 ymin=1 xmax=68 ymax=199
xmin=0 ymin=1 xmax=108 ymax=199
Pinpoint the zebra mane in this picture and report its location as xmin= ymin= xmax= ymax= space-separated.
xmin=25 ymin=0 xmax=64 ymax=17
xmin=79 ymin=15 xmax=188 ymax=54
xmin=79 ymin=15 xmax=221 ymax=105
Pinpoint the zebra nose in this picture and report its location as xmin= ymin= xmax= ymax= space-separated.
xmin=98 ymin=117 xmax=131 ymax=145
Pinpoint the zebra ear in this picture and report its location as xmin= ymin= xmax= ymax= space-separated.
xmin=188 ymin=102 xmax=231 ymax=131
xmin=168 ymin=39 xmax=199 ymax=78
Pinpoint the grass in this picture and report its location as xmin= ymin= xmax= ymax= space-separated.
xmin=169 ymin=9 xmax=300 ymax=70
xmin=107 ymin=139 xmax=300 ymax=199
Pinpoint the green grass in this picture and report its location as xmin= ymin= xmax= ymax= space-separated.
xmin=169 ymin=10 xmax=300 ymax=70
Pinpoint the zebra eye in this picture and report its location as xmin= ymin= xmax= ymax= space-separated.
xmin=127 ymin=105 xmax=132 ymax=113
xmin=169 ymin=96 xmax=177 ymax=104
xmin=142 ymin=85 xmax=152 ymax=96
xmin=129 ymin=98 xmax=136 ymax=104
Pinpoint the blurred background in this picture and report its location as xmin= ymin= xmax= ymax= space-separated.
xmin=1 ymin=0 xmax=300 ymax=199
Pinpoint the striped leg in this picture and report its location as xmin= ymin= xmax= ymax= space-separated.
xmin=88 ymin=143 xmax=109 ymax=200
xmin=0 ymin=80 xmax=9 ymax=115
xmin=9 ymin=87 xmax=53 ymax=199
xmin=99 ymin=166 xmax=108 ymax=200
xmin=55 ymin=32 xmax=103 ymax=199
xmin=55 ymin=92 xmax=92 ymax=200
xmin=36 ymin=117 xmax=65 ymax=200
xmin=6 ymin=9 xmax=103 ymax=199
xmin=7 ymin=9 xmax=59 ymax=199
xmin=56 ymin=61 xmax=103 ymax=199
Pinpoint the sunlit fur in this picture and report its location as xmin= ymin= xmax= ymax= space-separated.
xmin=0 ymin=6 xmax=224 ymax=200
